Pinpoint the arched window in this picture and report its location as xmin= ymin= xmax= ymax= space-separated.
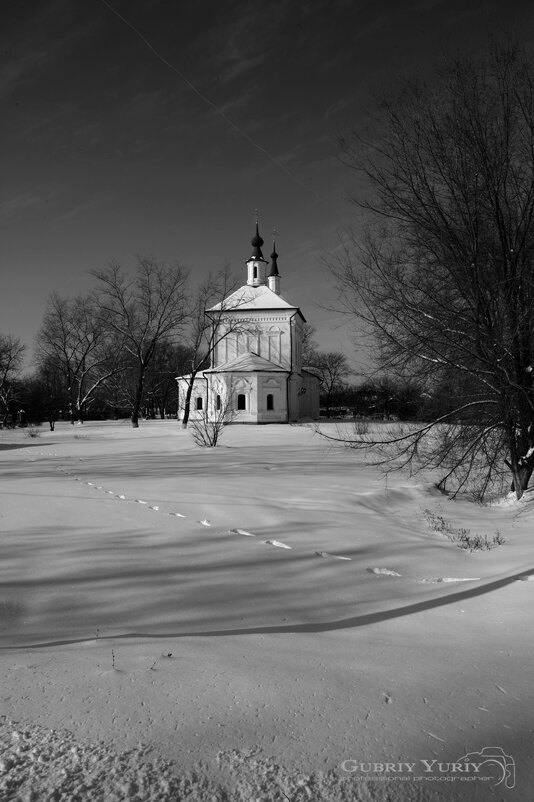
xmin=253 ymin=265 xmax=257 ymax=279
xmin=266 ymin=393 xmax=274 ymax=411
xmin=216 ymin=394 xmax=221 ymax=411
xmin=196 ymin=397 xmax=203 ymax=410
xmin=237 ymin=393 xmax=246 ymax=410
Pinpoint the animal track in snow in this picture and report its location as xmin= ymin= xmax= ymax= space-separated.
xmin=262 ymin=539 xmax=291 ymax=549
xmin=422 ymin=730 xmax=446 ymax=742
xmin=169 ymin=512 xmax=187 ymax=518
xmin=369 ymin=567 xmax=401 ymax=577
xmin=228 ymin=528 xmax=255 ymax=537
xmin=315 ymin=551 xmax=351 ymax=561
xmin=149 ymin=505 xmax=159 ymax=511
xmin=116 ymin=494 xmax=126 ymax=500
xmin=199 ymin=519 xmax=211 ymax=526
xmin=135 ymin=500 xmax=148 ymax=505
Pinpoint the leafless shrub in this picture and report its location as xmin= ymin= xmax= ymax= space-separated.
xmin=189 ymin=395 xmax=235 ymax=447
xmin=423 ymin=508 xmax=505 ymax=551
xmin=25 ymin=427 xmax=41 ymax=439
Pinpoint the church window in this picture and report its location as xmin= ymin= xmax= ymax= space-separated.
xmin=216 ymin=394 xmax=221 ymax=410
xmin=253 ymin=265 xmax=257 ymax=279
xmin=196 ymin=397 xmax=203 ymax=410
xmin=237 ymin=393 xmax=246 ymax=410
xmin=266 ymin=393 xmax=274 ymax=411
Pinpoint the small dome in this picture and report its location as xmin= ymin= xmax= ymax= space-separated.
xmin=269 ymin=241 xmax=280 ymax=276
xmin=248 ymin=222 xmax=266 ymax=261
xmin=251 ymin=222 xmax=264 ymax=249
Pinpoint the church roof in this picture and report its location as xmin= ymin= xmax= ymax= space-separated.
xmin=208 ymin=284 xmax=304 ymax=317
xmin=204 ymin=351 xmax=288 ymax=374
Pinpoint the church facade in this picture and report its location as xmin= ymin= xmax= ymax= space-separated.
xmin=176 ymin=225 xmax=320 ymax=424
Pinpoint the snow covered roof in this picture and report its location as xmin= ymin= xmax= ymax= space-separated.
xmin=204 ymin=351 xmax=288 ymax=373
xmin=208 ymin=284 xmax=303 ymax=317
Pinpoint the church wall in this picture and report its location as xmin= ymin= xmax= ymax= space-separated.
xmin=213 ymin=311 xmax=293 ymax=370
xmin=177 ymin=372 xmax=290 ymax=424
xmin=258 ymin=375 xmax=287 ymax=423
xmin=176 ymin=376 xmax=208 ymax=421
xmin=229 ymin=372 xmax=288 ymax=423
xmin=287 ymin=374 xmax=301 ymax=422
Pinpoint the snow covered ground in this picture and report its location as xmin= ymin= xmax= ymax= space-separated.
xmin=0 ymin=420 xmax=532 ymax=800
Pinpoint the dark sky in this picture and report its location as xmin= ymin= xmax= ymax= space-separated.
xmin=2 ymin=0 xmax=534 ymax=372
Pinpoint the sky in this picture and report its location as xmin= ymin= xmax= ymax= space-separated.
xmin=2 ymin=0 xmax=534 ymax=376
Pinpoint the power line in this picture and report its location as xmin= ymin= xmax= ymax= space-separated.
xmin=99 ymin=0 xmax=320 ymax=201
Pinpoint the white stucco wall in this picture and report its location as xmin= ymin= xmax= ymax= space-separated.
xmin=213 ymin=312 xmax=293 ymax=370
xmin=177 ymin=372 xmax=289 ymax=424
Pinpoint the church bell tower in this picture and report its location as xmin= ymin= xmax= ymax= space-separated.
xmin=246 ymin=222 xmax=268 ymax=287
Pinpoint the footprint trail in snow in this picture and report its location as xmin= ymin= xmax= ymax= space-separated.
xmin=52 ymin=464 xmax=359 ymax=564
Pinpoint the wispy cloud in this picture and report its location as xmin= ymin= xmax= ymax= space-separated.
xmin=0 ymin=1 xmax=103 ymax=101
xmin=0 ymin=189 xmax=58 ymax=219
xmin=190 ymin=1 xmax=283 ymax=85
xmin=217 ymin=85 xmax=260 ymax=116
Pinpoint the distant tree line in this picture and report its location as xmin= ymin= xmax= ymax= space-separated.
xmin=2 ymin=262 xmax=360 ymax=431
xmin=1 ymin=264 xmax=488 ymax=439
xmin=0 ymin=260 xmax=248 ymax=429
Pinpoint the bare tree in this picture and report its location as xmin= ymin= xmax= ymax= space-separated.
xmin=329 ymin=42 xmax=534 ymax=499
xmin=307 ymin=351 xmax=351 ymax=416
xmin=33 ymin=357 xmax=68 ymax=430
xmin=92 ymin=258 xmax=189 ymax=428
xmin=0 ymin=334 xmax=26 ymax=426
xmin=301 ymin=323 xmax=319 ymax=365
xmin=143 ymin=341 xmax=192 ymax=419
xmin=36 ymin=294 xmax=125 ymax=424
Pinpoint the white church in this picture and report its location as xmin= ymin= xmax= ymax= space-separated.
xmin=176 ymin=224 xmax=320 ymax=424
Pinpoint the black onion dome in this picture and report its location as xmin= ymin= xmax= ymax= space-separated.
xmin=249 ymin=222 xmax=266 ymax=261
xmin=269 ymin=241 xmax=280 ymax=276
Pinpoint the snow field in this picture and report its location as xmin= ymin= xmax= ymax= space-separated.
xmin=1 ymin=421 xmax=533 ymax=800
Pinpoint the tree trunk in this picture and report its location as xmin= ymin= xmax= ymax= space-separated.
xmin=181 ymin=373 xmax=198 ymax=429
xmin=511 ymin=463 xmax=533 ymax=500
xmin=131 ymin=371 xmax=145 ymax=428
